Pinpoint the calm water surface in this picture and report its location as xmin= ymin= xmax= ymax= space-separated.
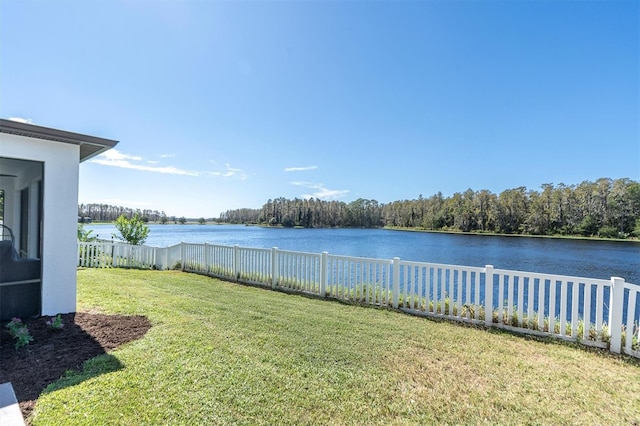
xmin=86 ymin=224 xmax=640 ymax=284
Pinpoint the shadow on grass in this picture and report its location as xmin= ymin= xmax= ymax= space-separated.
xmin=40 ymin=353 xmax=124 ymax=393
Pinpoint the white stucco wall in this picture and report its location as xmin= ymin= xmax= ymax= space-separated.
xmin=0 ymin=133 xmax=80 ymax=315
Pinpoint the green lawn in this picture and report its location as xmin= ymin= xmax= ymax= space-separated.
xmin=31 ymin=269 xmax=640 ymax=425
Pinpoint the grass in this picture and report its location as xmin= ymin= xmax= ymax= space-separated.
xmin=31 ymin=269 xmax=640 ymax=425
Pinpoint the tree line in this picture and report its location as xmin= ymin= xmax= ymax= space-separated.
xmin=78 ymin=204 xmax=211 ymax=225
xmin=79 ymin=204 xmax=166 ymax=222
xmin=220 ymin=178 xmax=640 ymax=239
xmin=78 ymin=204 xmax=171 ymax=223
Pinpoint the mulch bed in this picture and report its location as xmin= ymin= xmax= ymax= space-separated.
xmin=0 ymin=312 xmax=151 ymax=419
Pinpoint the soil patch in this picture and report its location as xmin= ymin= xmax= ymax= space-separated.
xmin=1 ymin=312 xmax=151 ymax=419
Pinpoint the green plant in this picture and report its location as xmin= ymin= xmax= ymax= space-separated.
xmin=46 ymin=314 xmax=64 ymax=331
xmin=5 ymin=317 xmax=22 ymax=335
xmin=5 ymin=317 xmax=34 ymax=349
xmin=113 ymin=214 xmax=150 ymax=245
xmin=77 ymin=224 xmax=97 ymax=242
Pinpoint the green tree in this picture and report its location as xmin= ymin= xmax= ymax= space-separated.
xmin=495 ymin=187 xmax=528 ymax=234
xmin=633 ymin=218 xmax=640 ymax=237
xmin=113 ymin=214 xmax=150 ymax=245
xmin=198 ymin=217 xmax=206 ymax=225
xmin=579 ymin=215 xmax=599 ymax=236
xmin=178 ymin=216 xmax=187 ymax=224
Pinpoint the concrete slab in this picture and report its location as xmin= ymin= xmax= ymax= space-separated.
xmin=0 ymin=382 xmax=25 ymax=426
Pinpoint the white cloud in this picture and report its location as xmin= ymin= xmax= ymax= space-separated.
xmin=291 ymin=181 xmax=349 ymax=200
xmin=305 ymin=187 xmax=350 ymax=200
xmin=92 ymin=150 xmax=248 ymax=180
xmin=290 ymin=181 xmax=315 ymax=187
xmin=100 ymin=150 xmax=143 ymax=162
xmin=160 ymin=153 xmax=176 ymax=158
xmin=284 ymin=166 xmax=318 ymax=172
xmin=207 ymin=163 xmax=248 ymax=180
xmin=7 ymin=117 xmax=34 ymax=124
xmin=91 ymin=149 xmax=199 ymax=176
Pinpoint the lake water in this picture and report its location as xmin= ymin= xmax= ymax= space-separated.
xmin=85 ymin=224 xmax=640 ymax=285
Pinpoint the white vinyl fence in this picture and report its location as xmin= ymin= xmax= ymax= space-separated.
xmin=78 ymin=241 xmax=640 ymax=358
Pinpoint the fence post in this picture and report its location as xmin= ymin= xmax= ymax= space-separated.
xmin=609 ymin=277 xmax=625 ymax=354
xmin=485 ymin=265 xmax=494 ymax=327
xmin=127 ymin=244 xmax=134 ymax=268
xmin=111 ymin=243 xmax=117 ymax=268
xmin=271 ymin=247 xmax=278 ymax=289
xmin=320 ymin=252 xmax=328 ymax=297
xmin=203 ymin=243 xmax=209 ymax=275
xmin=180 ymin=242 xmax=185 ymax=271
xmin=154 ymin=247 xmax=162 ymax=270
xmin=392 ymin=257 xmax=400 ymax=309
xmin=234 ymin=245 xmax=241 ymax=281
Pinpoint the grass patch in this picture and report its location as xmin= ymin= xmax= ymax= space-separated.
xmin=31 ymin=269 xmax=640 ymax=425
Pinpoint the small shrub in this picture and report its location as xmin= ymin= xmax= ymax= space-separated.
xmin=5 ymin=317 xmax=34 ymax=349
xmin=6 ymin=317 xmax=22 ymax=334
xmin=113 ymin=214 xmax=150 ymax=245
xmin=46 ymin=314 xmax=65 ymax=331
xmin=509 ymin=310 xmax=519 ymax=327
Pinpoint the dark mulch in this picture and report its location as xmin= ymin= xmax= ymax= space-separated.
xmin=0 ymin=312 xmax=151 ymax=419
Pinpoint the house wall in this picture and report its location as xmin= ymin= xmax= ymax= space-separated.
xmin=0 ymin=133 xmax=79 ymax=315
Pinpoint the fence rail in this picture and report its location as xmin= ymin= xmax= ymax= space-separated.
xmin=78 ymin=241 xmax=640 ymax=358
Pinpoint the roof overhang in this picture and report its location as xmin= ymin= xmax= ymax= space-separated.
xmin=0 ymin=118 xmax=119 ymax=162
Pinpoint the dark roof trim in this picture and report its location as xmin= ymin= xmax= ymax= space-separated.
xmin=0 ymin=118 xmax=119 ymax=162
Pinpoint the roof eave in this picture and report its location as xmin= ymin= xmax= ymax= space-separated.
xmin=0 ymin=118 xmax=119 ymax=162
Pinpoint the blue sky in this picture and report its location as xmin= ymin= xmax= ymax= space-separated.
xmin=1 ymin=0 xmax=638 ymax=218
